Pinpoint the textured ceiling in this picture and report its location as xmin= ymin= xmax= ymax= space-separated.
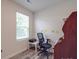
xmin=12 ymin=0 xmax=62 ymax=12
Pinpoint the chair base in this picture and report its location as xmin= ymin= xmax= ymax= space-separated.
xmin=38 ymin=50 xmax=53 ymax=59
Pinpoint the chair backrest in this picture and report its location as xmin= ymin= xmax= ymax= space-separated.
xmin=37 ymin=33 xmax=44 ymax=45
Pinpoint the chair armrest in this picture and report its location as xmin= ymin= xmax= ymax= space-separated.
xmin=47 ymin=39 xmax=51 ymax=42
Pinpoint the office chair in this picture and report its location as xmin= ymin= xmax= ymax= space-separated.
xmin=37 ymin=33 xmax=52 ymax=59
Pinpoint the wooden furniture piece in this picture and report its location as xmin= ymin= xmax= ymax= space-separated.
xmin=54 ymin=11 xmax=77 ymax=59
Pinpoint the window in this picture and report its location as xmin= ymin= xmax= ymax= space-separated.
xmin=16 ymin=12 xmax=29 ymax=40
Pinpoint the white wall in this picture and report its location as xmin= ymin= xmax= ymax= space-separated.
xmin=1 ymin=0 xmax=34 ymax=58
xmin=35 ymin=0 xmax=77 ymax=44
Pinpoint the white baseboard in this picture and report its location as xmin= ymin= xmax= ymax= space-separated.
xmin=2 ymin=48 xmax=27 ymax=59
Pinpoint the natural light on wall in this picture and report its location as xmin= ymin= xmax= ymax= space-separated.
xmin=16 ymin=12 xmax=29 ymax=40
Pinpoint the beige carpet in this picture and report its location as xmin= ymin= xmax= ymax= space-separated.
xmin=10 ymin=49 xmax=54 ymax=59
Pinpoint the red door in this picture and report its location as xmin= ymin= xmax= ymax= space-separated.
xmin=54 ymin=11 xmax=77 ymax=59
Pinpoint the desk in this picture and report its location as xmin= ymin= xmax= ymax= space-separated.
xmin=28 ymin=41 xmax=39 ymax=52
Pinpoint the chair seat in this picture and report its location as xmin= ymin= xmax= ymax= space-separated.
xmin=42 ymin=43 xmax=52 ymax=49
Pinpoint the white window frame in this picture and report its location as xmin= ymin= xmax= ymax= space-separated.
xmin=16 ymin=12 xmax=29 ymax=40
